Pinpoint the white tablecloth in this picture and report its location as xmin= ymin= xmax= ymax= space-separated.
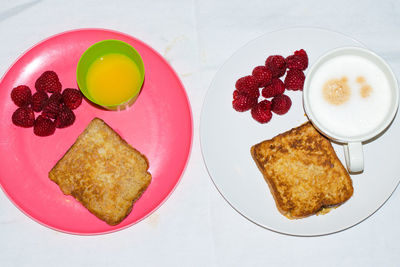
xmin=1 ymin=0 xmax=399 ymax=266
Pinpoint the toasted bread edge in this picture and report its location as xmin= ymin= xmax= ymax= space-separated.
xmin=250 ymin=122 xmax=353 ymax=219
xmin=251 ymin=145 xmax=290 ymax=218
xmin=48 ymin=117 xmax=152 ymax=226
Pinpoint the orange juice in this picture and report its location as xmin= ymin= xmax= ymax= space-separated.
xmin=86 ymin=53 xmax=141 ymax=106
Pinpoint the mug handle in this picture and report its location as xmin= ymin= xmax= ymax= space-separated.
xmin=343 ymin=142 xmax=364 ymax=173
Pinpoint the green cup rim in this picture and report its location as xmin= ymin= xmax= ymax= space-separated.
xmin=76 ymin=39 xmax=145 ymax=109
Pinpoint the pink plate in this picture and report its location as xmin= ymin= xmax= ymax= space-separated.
xmin=0 ymin=29 xmax=192 ymax=235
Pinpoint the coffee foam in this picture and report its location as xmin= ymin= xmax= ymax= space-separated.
xmin=308 ymin=55 xmax=392 ymax=139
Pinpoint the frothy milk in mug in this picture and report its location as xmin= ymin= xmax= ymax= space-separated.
xmin=307 ymin=54 xmax=393 ymax=138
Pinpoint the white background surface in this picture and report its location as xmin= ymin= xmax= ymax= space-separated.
xmin=0 ymin=0 xmax=399 ymax=266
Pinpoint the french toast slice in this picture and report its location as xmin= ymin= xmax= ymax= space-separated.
xmin=49 ymin=118 xmax=152 ymax=225
xmin=251 ymin=122 xmax=353 ymax=219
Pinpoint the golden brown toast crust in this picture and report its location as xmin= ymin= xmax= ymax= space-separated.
xmin=251 ymin=122 xmax=353 ymax=219
xmin=49 ymin=118 xmax=152 ymax=225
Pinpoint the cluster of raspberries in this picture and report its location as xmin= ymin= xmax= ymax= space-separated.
xmin=232 ymin=49 xmax=308 ymax=123
xmin=11 ymin=71 xmax=83 ymax=136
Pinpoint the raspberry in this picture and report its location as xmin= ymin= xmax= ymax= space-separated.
xmin=233 ymin=90 xmax=254 ymax=101
xmin=34 ymin=115 xmax=55 ymax=136
xmin=55 ymin=105 xmax=75 ymax=128
xmin=12 ymin=107 xmax=35 ymax=127
xmin=42 ymin=93 xmax=63 ymax=119
xmin=31 ymin=91 xmax=49 ymax=112
xmin=232 ymin=90 xmax=258 ymax=112
xmin=271 ymin=94 xmax=292 ymax=115
xmin=62 ymin=88 xmax=83 ymax=110
xmin=234 ymin=75 xmax=260 ymax=98
xmin=251 ymin=100 xmax=273 ymax=123
xmin=284 ymin=69 xmax=305 ymax=91
xmin=236 ymin=86 xmax=260 ymax=99
xmin=261 ymin=78 xmax=285 ymax=98
xmin=265 ymin=55 xmax=286 ymax=78
xmin=286 ymin=55 xmax=307 ymax=70
xmin=48 ymin=91 xmax=63 ymax=102
xmin=286 ymin=49 xmax=308 ymax=70
xmin=235 ymin=75 xmax=258 ymax=91
xmin=11 ymin=85 xmax=32 ymax=107
xmin=35 ymin=71 xmax=62 ymax=93
xmin=294 ymin=49 xmax=308 ymax=67
xmin=252 ymin=66 xmax=272 ymax=87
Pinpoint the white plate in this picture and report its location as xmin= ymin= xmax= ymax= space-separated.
xmin=200 ymin=28 xmax=400 ymax=236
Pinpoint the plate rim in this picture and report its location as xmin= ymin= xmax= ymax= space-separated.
xmin=0 ymin=28 xmax=193 ymax=235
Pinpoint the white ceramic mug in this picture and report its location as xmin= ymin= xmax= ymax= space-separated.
xmin=303 ymin=47 xmax=399 ymax=173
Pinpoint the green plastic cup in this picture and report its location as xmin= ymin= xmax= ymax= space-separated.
xmin=76 ymin=39 xmax=145 ymax=110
